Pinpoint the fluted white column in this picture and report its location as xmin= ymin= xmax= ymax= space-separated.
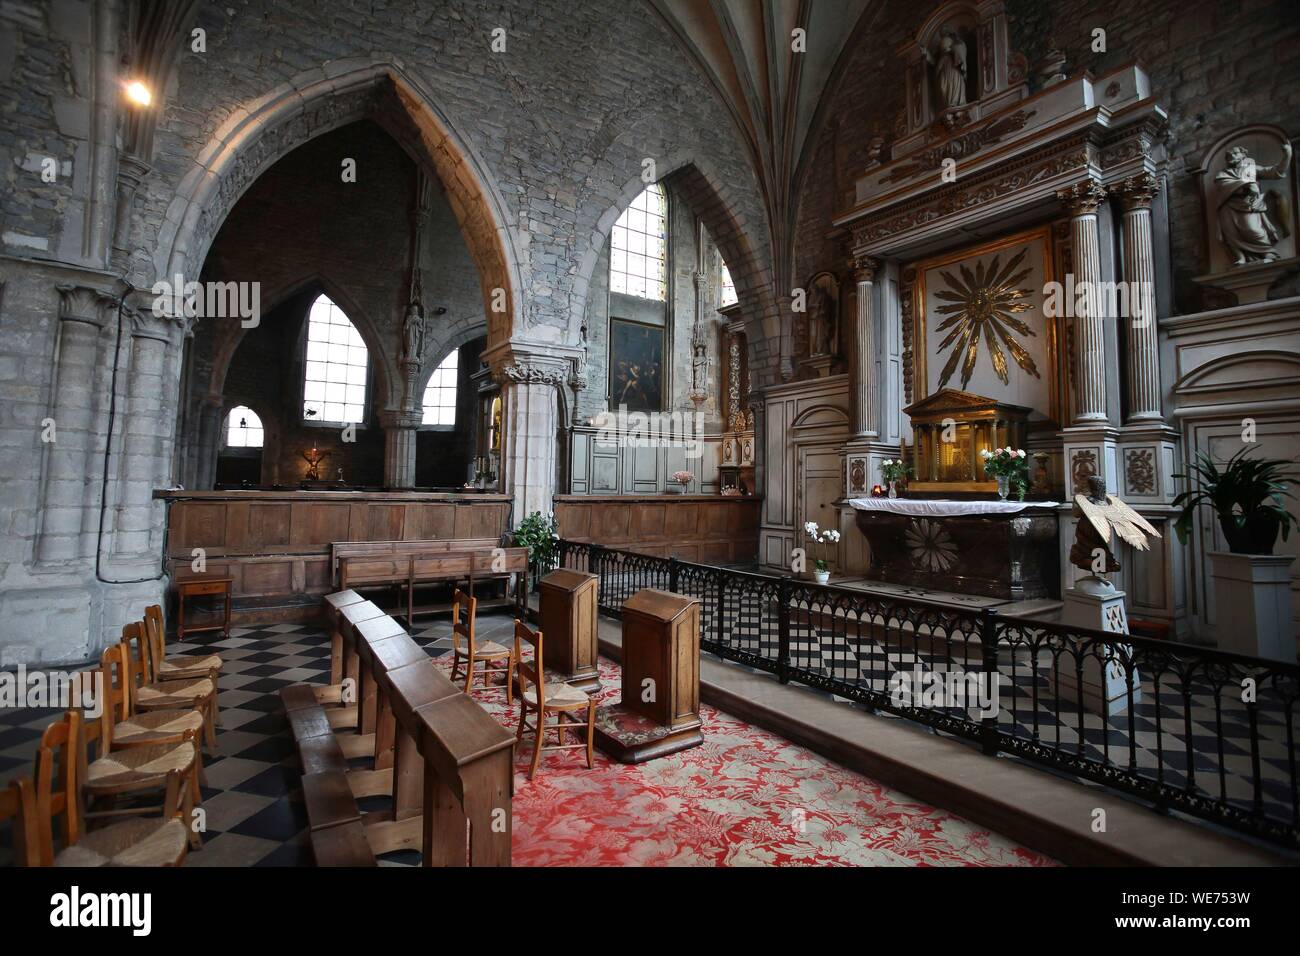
xmin=1116 ymin=174 xmax=1162 ymax=422
xmin=852 ymin=256 xmax=880 ymax=438
xmin=1057 ymin=181 xmax=1109 ymax=424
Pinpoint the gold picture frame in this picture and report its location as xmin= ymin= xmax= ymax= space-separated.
xmin=911 ymin=225 xmax=1063 ymax=426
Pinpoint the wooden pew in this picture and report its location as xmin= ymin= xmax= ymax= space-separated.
xmin=384 ymin=661 xmax=460 ymax=824
xmin=280 ymin=684 xmax=375 ymax=866
xmin=323 ymin=589 xmax=366 ymax=685
xmin=417 ymin=692 xmax=515 ymax=867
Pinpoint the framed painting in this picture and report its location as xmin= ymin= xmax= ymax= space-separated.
xmin=608 ymin=317 xmax=664 ymax=412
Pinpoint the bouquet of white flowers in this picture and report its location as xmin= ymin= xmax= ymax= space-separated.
xmin=880 ymin=458 xmax=913 ymax=483
xmin=979 ymin=447 xmax=1029 ymax=500
xmin=802 ymin=520 xmax=841 ymax=574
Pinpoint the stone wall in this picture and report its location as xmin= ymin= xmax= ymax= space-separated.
xmin=793 ymin=0 xmax=1300 ymax=311
xmin=0 ymin=0 xmax=773 ymax=665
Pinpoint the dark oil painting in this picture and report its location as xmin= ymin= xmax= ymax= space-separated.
xmin=608 ymin=318 xmax=664 ymax=412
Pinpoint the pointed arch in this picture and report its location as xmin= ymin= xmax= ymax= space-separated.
xmin=155 ymin=59 xmax=523 ymax=348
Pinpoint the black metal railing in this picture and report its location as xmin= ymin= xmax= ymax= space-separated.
xmin=552 ymin=538 xmax=1300 ymax=849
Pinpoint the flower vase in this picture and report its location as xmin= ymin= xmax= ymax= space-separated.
xmin=814 ymin=568 xmax=830 ymax=585
xmin=887 ymin=480 xmax=897 ymax=499
xmin=996 ymin=475 xmax=1009 ymax=501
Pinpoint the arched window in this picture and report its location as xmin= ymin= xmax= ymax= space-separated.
xmin=422 ymin=349 xmax=459 ymax=426
xmin=224 ymin=405 xmax=263 ymax=448
xmin=610 ymin=183 xmax=667 ymax=301
xmin=719 ymin=260 xmax=737 ymax=307
xmin=303 ymin=293 xmax=368 ymax=424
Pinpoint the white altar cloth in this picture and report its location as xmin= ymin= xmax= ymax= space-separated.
xmin=847 ymin=497 xmax=1063 ymax=516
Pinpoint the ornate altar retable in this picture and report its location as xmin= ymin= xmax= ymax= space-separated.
xmin=847 ymin=498 xmax=1062 ymax=601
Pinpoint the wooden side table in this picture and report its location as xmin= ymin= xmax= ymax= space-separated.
xmin=176 ymin=576 xmax=234 ymax=640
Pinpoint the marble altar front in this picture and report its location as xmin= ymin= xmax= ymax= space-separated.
xmin=847 ymin=497 xmax=1062 ymax=601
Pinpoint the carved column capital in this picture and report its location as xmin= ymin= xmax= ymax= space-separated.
xmin=483 ymin=340 xmax=585 ymax=390
xmin=852 ymin=255 xmax=880 ymax=284
xmin=1113 ymin=173 xmax=1161 ymax=212
xmin=56 ymin=285 xmax=116 ymax=327
xmin=1056 ymin=179 xmax=1108 ymax=216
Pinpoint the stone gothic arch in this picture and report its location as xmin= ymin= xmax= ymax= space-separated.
xmin=154 ymin=59 xmax=524 ymax=350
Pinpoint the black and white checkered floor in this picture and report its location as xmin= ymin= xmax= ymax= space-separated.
xmin=0 ymin=611 xmax=519 ymax=867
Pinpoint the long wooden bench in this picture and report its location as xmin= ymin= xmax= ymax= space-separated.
xmin=281 ymin=590 xmax=515 ymax=866
xmin=331 ymin=537 xmax=504 ymax=587
xmin=337 ymin=547 xmax=530 ymax=627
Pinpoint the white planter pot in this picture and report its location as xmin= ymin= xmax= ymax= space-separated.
xmin=1209 ymin=551 xmax=1297 ymax=663
xmin=813 ymin=569 xmax=830 ymax=585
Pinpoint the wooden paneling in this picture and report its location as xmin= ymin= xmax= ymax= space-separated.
xmin=554 ymin=495 xmax=760 ymax=566
xmin=156 ymin=491 xmax=510 ymax=624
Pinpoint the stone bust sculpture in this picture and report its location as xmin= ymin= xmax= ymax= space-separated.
xmin=1212 ymin=141 xmax=1293 ymax=265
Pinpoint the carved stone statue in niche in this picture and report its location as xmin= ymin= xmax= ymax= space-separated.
xmin=802 ymin=273 xmax=840 ymax=370
xmin=1194 ymin=125 xmax=1299 ymax=305
xmin=401 ymin=301 xmax=425 ymax=364
xmin=1212 ymin=141 xmax=1293 ymax=265
xmin=923 ymin=29 xmax=968 ymax=111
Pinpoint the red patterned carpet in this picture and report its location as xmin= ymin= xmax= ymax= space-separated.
xmin=438 ymin=657 xmax=1055 ymax=867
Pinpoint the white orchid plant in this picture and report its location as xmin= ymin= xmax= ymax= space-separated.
xmin=802 ymin=520 xmax=841 ymax=573
xmin=980 ymin=447 xmax=1030 ymax=500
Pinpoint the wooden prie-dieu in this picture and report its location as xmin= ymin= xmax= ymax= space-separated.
xmin=594 ymin=588 xmax=703 ymax=763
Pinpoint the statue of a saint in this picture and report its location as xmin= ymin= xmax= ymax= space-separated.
xmin=807 ymin=284 xmax=837 ymax=357
xmin=1212 ymin=142 xmax=1293 ymax=265
xmin=402 ymin=302 xmax=424 ymax=363
xmin=923 ymin=30 xmax=967 ymax=110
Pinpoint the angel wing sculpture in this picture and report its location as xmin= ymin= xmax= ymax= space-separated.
xmin=1069 ymin=475 xmax=1161 ymax=574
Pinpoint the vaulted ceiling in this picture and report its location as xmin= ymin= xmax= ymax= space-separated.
xmin=647 ymin=0 xmax=877 ymax=285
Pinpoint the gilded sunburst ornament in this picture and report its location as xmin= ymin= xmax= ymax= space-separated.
xmin=933 ymin=248 xmax=1041 ymax=390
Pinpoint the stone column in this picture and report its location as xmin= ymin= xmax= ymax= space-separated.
xmin=111 ymin=315 xmax=173 ymax=558
xmin=193 ymin=395 xmax=225 ymax=491
xmin=381 ymin=409 xmax=420 ymax=488
xmin=1057 ymin=181 xmax=1109 ymax=424
xmin=499 ymin=368 xmax=562 ymax=522
xmin=1115 ymin=174 xmax=1162 ymax=422
xmin=852 ymin=255 xmax=880 ymax=438
xmin=35 ymin=286 xmax=112 ymax=565
xmin=484 ymin=342 xmax=583 ymax=526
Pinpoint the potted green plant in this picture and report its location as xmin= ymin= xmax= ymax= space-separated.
xmin=1173 ymin=448 xmax=1298 ymax=555
xmin=1174 ymin=448 xmax=1299 ymax=662
xmin=513 ymin=511 xmax=558 ymax=582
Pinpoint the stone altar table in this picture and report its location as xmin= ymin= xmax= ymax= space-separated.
xmin=847 ymin=497 xmax=1063 ymax=601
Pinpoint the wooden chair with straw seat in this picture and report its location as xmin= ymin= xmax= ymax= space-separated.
xmin=448 ymin=588 xmax=515 ymax=704
xmin=60 ymin=702 xmax=204 ymax=852
xmin=26 ymin=711 xmax=191 ymax=866
xmin=513 ymin=619 xmax=596 ymax=780
xmin=145 ymin=604 xmax=223 ymax=683
xmin=124 ymin=621 xmax=218 ymax=751
xmin=92 ymin=641 xmax=209 ymax=785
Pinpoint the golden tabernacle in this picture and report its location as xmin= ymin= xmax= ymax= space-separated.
xmin=903 ymin=389 xmax=1031 ymax=495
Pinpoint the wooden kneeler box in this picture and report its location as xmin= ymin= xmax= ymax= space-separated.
xmin=538 ymin=568 xmax=601 ymax=693
xmin=594 ymin=588 xmax=703 ymax=763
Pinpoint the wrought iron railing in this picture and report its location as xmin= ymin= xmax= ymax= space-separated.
xmin=552 ymin=538 xmax=1300 ymax=849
